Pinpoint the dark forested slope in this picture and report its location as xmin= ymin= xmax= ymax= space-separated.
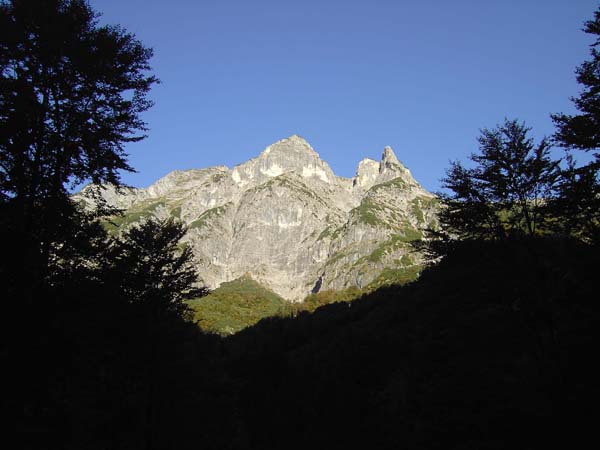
xmin=223 ymin=238 xmax=600 ymax=450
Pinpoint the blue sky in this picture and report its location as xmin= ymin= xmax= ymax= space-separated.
xmin=92 ymin=0 xmax=597 ymax=192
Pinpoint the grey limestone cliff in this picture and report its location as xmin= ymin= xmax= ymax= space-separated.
xmin=79 ymin=135 xmax=438 ymax=300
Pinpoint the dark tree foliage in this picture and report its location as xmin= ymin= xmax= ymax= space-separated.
xmin=105 ymin=217 xmax=208 ymax=320
xmin=549 ymin=153 xmax=600 ymax=243
xmin=7 ymin=215 xmax=215 ymax=450
xmin=3 ymin=2 xmax=598 ymax=450
xmin=82 ymin=218 xmax=214 ymax=450
xmin=0 ymin=3 xmax=228 ymax=448
xmin=552 ymin=7 xmax=600 ymax=154
xmin=551 ymin=7 xmax=600 ymax=243
xmin=438 ymin=119 xmax=559 ymax=241
xmin=0 ymin=0 xmax=157 ymax=299
xmin=0 ymin=0 xmax=157 ymax=194
xmin=222 ymin=238 xmax=600 ymax=450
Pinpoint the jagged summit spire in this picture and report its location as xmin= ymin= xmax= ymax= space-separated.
xmin=374 ymin=144 xmax=425 ymax=191
xmin=353 ymin=146 xmax=413 ymax=191
xmin=381 ymin=146 xmax=400 ymax=166
xmin=354 ymin=158 xmax=380 ymax=189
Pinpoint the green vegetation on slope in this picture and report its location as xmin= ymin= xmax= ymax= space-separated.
xmin=103 ymin=200 xmax=166 ymax=233
xmin=187 ymin=263 xmax=424 ymax=332
xmin=411 ymin=196 xmax=439 ymax=225
xmin=300 ymin=286 xmax=364 ymax=312
xmin=316 ymin=222 xmax=344 ymax=241
xmin=187 ymin=276 xmax=291 ymax=335
xmin=351 ymin=198 xmax=391 ymax=227
xmin=351 ymin=194 xmax=434 ymax=231
xmin=365 ymin=264 xmax=422 ymax=290
xmin=362 ymin=233 xmax=421 ymax=264
xmin=252 ymin=174 xmax=330 ymax=207
xmin=188 ymin=203 xmax=230 ymax=230
xmin=369 ymin=176 xmax=408 ymax=192
xmin=296 ymin=264 xmax=423 ymax=313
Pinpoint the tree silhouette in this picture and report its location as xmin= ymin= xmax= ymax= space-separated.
xmin=551 ymin=6 xmax=600 ymax=243
xmin=105 ymin=217 xmax=207 ymax=320
xmin=0 ymin=0 xmax=157 ymax=300
xmin=100 ymin=217 xmax=207 ymax=450
xmin=553 ymin=7 xmax=600 ymax=155
xmin=0 ymin=2 xmax=164 ymax=445
xmin=438 ymin=119 xmax=559 ymax=241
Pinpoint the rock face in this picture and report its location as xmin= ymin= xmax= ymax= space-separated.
xmin=79 ymin=135 xmax=438 ymax=300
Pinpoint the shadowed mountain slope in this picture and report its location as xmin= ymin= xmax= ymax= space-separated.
xmin=222 ymin=238 xmax=600 ymax=449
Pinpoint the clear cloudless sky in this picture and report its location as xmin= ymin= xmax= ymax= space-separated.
xmin=90 ymin=0 xmax=598 ymax=192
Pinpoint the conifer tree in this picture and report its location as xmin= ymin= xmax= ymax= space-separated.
xmin=553 ymin=8 xmax=600 ymax=155
xmin=551 ymin=7 xmax=600 ymax=243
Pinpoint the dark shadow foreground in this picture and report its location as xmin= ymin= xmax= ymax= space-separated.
xmin=5 ymin=237 xmax=599 ymax=449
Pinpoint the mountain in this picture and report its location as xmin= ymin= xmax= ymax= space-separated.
xmin=79 ymin=135 xmax=438 ymax=300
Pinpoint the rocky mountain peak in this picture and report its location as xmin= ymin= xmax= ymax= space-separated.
xmin=83 ymin=136 xmax=438 ymax=301
xmin=260 ymin=135 xmax=318 ymax=158
xmin=381 ymin=146 xmax=401 ymax=168
xmin=354 ymin=158 xmax=380 ymax=189
xmin=358 ymin=157 xmax=380 ymax=172
xmin=375 ymin=145 xmax=423 ymax=189
xmin=232 ymin=135 xmax=335 ymax=186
